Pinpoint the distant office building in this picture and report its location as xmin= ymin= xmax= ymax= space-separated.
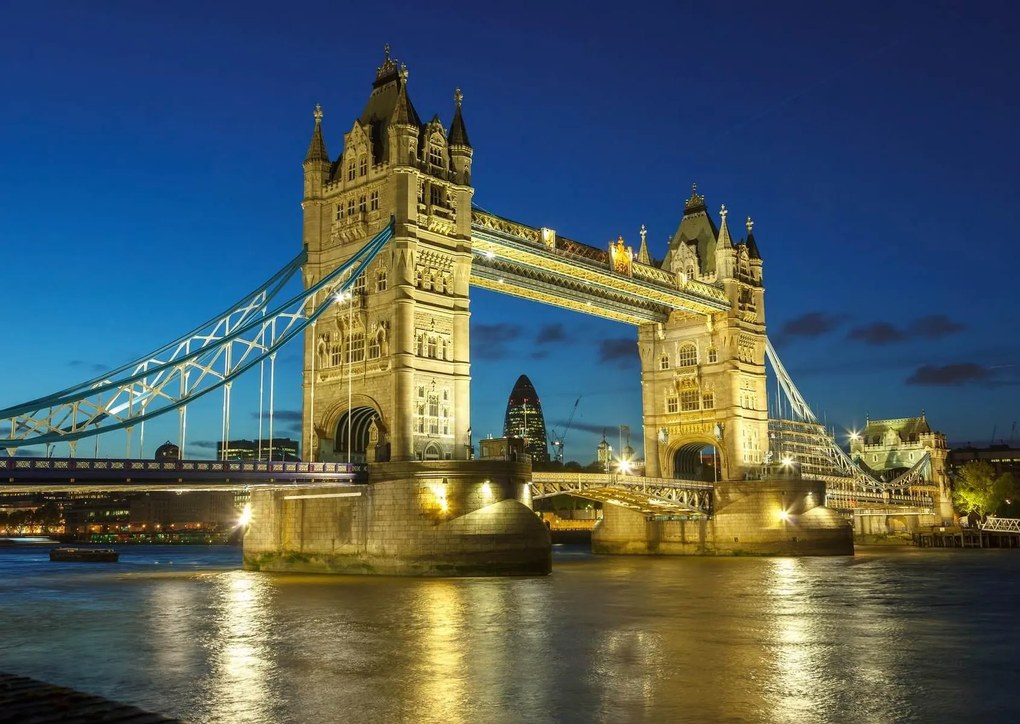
xmin=216 ymin=438 xmax=300 ymax=461
xmin=478 ymin=436 xmax=527 ymax=461
xmin=949 ymin=444 xmax=1020 ymax=477
xmin=502 ymin=375 xmax=549 ymax=462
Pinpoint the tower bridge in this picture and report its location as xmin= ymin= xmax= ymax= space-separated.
xmin=1 ymin=48 xmax=950 ymax=571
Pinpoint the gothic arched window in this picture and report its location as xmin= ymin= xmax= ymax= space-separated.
xmin=678 ymin=343 xmax=697 ymax=367
xmin=660 ymin=354 xmax=670 ymax=370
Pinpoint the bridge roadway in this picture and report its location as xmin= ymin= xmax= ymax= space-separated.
xmin=1 ymin=456 xmax=357 ymax=493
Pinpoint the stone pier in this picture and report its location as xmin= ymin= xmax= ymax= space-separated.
xmin=592 ymin=479 xmax=853 ymax=556
xmin=243 ymin=460 xmax=551 ymax=576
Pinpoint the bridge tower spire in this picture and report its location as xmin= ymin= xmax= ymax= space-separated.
xmin=301 ymin=49 xmax=474 ymax=464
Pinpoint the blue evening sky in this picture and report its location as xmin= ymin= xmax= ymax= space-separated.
xmin=1 ymin=1 xmax=1018 ymax=460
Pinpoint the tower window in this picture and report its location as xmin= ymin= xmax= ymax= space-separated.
xmin=427 ymin=336 xmax=438 ymax=359
xmin=347 ymin=162 xmax=356 ymax=181
xmin=659 ymin=354 xmax=670 ymax=370
xmin=346 ymin=333 xmax=365 ymax=364
xmin=680 ymin=390 xmax=699 ymax=411
xmin=429 ymin=146 xmax=443 ymax=168
xmin=666 ymin=396 xmax=678 ymax=414
xmin=376 ymin=271 xmax=387 ymax=292
xmin=358 ymin=195 xmax=366 ymax=214
xmin=708 ymin=348 xmax=718 ymax=363
xmin=430 ymin=185 xmax=444 ymax=207
xmin=353 ymin=274 xmax=366 ymax=295
xmin=678 ymin=343 xmax=697 ymax=367
xmin=347 ymin=199 xmax=355 ymax=216
xmin=368 ymin=334 xmax=380 ymax=359
xmin=359 ymin=157 xmax=367 ymax=177
xmin=702 ymin=392 xmax=715 ymax=409
xmin=335 ymin=204 xmax=343 ymax=221
xmin=370 ymin=190 xmax=379 ymax=211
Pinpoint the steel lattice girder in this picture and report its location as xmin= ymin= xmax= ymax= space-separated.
xmin=1 ymin=221 xmax=394 ymax=449
xmin=530 ymin=473 xmax=714 ymax=516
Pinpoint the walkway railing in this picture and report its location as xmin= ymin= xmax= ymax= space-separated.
xmin=980 ymin=517 xmax=1020 ymax=533
xmin=530 ymin=472 xmax=714 ymax=516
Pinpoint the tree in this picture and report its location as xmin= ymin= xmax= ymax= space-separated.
xmin=953 ymin=461 xmax=1017 ymax=516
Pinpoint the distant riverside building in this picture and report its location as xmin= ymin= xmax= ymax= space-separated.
xmin=502 ymin=375 xmax=550 ymax=462
xmin=216 ymin=438 xmax=300 ymax=462
xmin=949 ymin=444 xmax=1020 ymax=477
xmin=478 ymin=436 xmax=527 ymax=461
xmin=155 ymin=441 xmax=180 ymax=461
xmin=849 ymin=414 xmax=951 ymax=519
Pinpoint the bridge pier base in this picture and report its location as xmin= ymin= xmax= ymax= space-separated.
xmin=242 ymin=461 xmax=551 ymax=576
xmin=592 ymin=479 xmax=853 ymax=556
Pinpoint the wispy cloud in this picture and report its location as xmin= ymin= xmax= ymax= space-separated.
xmin=598 ymin=338 xmax=637 ymax=368
xmin=775 ymin=312 xmax=847 ymax=343
xmin=535 ymin=323 xmax=568 ymax=345
xmin=68 ymin=359 xmax=107 ymax=373
xmin=848 ymin=314 xmax=966 ymax=346
xmin=906 ymin=363 xmax=996 ymax=386
xmin=251 ymin=409 xmax=303 ymax=423
xmin=472 ymin=323 xmax=525 ymax=360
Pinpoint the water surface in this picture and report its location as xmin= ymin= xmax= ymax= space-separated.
xmin=1 ymin=544 xmax=1016 ymax=723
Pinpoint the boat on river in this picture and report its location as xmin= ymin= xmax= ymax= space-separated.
xmin=49 ymin=547 xmax=119 ymax=563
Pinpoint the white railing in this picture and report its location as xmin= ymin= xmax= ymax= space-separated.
xmin=980 ymin=517 xmax=1020 ymax=533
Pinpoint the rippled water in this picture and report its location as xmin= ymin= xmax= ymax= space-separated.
xmin=1 ymin=543 xmax=1018 ymax=723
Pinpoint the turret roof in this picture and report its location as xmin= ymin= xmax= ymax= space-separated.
xmin=448 ymin=88 xmax=471 ymax=147
xmin=303 ymin=104 xmax=329 ymax=164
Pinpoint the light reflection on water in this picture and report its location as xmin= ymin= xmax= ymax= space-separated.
xmin=1 ymin=545 xmax=1019 ymax=723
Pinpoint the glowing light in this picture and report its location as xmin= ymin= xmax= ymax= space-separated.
xmin=848 ymin=429 xmax=861 ymax=443
xmin=777 ymin=509 xmax=790 ymax=521
xmin=238 ymin=502 xmax=252 ymax=527
xmin=484 ymin=250 xmax=495 ymax=259
xmin=480 ymin=481 xmax=493 ymax=499
xmin=429 ymin=483 xmax=449 ymax=513
xmin=781 ymin=455 xmax=794 ymax=468
xmin=617 ymin=458 xmax=632 ymax=475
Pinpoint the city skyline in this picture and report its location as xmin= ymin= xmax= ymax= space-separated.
xmin=2 ymin=2 xmax=1018 ymax=461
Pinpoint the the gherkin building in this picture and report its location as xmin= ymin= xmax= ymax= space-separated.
xmin=503 ymin=374 xmax=550 ymax=462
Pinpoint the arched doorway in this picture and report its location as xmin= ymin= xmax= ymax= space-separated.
xmin=673 ymin=441 xmax=722 ymax=482
xmin=335 ymin=406 xmax=379 ymax=464
xmin=422 ymin=442 xmax=442 ymax=460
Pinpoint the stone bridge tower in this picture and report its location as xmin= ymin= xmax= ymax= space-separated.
xmin=638 ymin=186 xmax=768 ymax=481
xmin=300 ymin=48 xmax=473 ymax=463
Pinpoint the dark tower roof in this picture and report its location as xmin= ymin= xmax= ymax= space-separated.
xmin=745 ymin=216 xmax=761 ymax=260
xmin=355 ymin=45 xmax=422 ymax=164
xmin=503 ymin=374 xmax=550 ymax=462
xmin=668 ymin=183 xmax=720 ymax=274
xmin=448 ymin=88 xmax=471 ymax=147
xmin=304 ymin=104 xmax=329 ymax=164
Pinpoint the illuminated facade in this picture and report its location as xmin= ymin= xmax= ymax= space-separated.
xmin=301 ymin=49 xmax=769 ymax=480
xmin=502 ymin=375 xmax=550 ymax=462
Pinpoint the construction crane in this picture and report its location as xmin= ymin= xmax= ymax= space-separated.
xmin=550 ymin=396 xmax=581 ymax=463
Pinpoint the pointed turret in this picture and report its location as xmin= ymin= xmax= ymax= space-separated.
xmin=637 ymin=224 xmax=651 ymax=265
xmin=448 ymin=88 xmax=471 ymax=148
xmin=303 ymin=104 xmax=331 ymax=200
xmin=304 ymin=104 xmax=329 ymax=164
xmin=448 ymin=88 xmax=473 ymax=186
xmin=717 ymin=204 xmax=732 ymax=248
xmin=745 ymin=216 xmax=761 ymax=260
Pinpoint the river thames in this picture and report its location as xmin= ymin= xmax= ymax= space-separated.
xmin=1 ymin=544 xmax=1017 ymax=723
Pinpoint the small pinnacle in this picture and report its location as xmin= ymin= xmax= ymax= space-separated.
xmin=720 ymin=204 xmax=727 ymax=219
xmin=746 ymin=216 xmax=754 ymax=233
xmin=384 ymin=43 xmax=390 ymax=60
xmin=691 ymin=182 xmax=697 ymax=194
xmin=455 ymin=88 xmax=463 ymax=108
xmin=399 ymin=63 xmax=409 ymax=81
xmin=640 ymin=224 xmax=647 ymax=240
xmin=313 ymin=103 xmax=323 ymax=123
